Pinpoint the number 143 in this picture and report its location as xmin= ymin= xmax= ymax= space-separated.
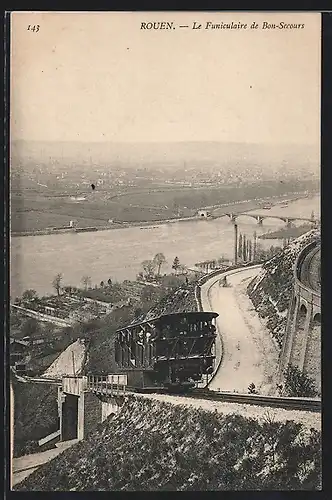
xmin=27 ymin=25 xmax=40 ymax=32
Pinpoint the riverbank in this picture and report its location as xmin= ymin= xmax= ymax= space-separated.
xmin=259 ymin=224 xmax=314 ymax=240
xmin=11 ymin=190 xmax=317 ymax=238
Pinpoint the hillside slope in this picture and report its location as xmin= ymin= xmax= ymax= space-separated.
xmin=247 ymin=228 xmax=320 ymax=347
xmin=12 ymin=377 xmax=59 ymax=457
xmin=15 ymin=396 xmax=321 ymax=491
xmin=42 ymin=339 xmax=87 ymax=377
xmin=84 ymin=281 xmax=198 ymax=374
xmin=139 ymin=281 xmax=198 ymax=322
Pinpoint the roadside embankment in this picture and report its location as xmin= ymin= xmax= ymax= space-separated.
xmin=15 ymin=395 xmax=321 ymax=491
xmin=247 ymin=229 xmax=321 ymax=347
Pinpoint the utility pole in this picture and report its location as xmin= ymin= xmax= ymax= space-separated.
xmin=72 ymin=352 xmax=76 ymax=376
xmin=234 ymin=223 xmax=238 ymax=265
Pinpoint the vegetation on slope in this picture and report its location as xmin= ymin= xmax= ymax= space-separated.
xmin=83 ymin=276 xmax=198 ymax=374
xmin=16 ymin=396 xmax=321 ymax=491
xmin=247 ymin=229 xmax=320 ymax=347
xmin=12 ymin=377 xmax=59 ymax=457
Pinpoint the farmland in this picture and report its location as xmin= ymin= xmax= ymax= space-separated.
xmin=11 ymin=177 xmax=319 ymax=234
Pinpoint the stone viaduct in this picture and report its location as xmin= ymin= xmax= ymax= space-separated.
xmin=278 ymin=240 xmax=321 ymax=393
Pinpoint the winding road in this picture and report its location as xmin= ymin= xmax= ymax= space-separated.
xmin=201 ymin=266 xmax=279 ymax=394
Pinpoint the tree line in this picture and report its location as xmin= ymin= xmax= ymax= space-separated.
xmin=138 ymin=253 xmax=187 ymax=281
xmin=237 ymin=231 xmax=283 ymax=263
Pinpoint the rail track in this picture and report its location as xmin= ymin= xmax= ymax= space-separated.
xmin=127 ymin=387 xmax=321 ymax=413
xmin=183 ymin=389 xmax=321 ymax=413
xmin=14 ymin=372 xmax=321 ymax=413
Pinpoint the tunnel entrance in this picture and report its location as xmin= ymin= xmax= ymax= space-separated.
xmin=62 ymin=394 xmax=78 ymax=441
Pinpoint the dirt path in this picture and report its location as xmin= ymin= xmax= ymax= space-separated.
xmin=12 ymin=440 xmax=78 ymax=487
xmin=204 ymin=268 xmax=279 ymax=395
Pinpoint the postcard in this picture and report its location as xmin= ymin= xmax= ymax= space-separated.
xmin=9 ymin=11 xmax=321 ymax=491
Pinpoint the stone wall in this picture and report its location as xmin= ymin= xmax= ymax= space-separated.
xmin=83 ymin=392 xmax=103 ymax=437
xmin=279 ymin=242 xmax=321 ymax=393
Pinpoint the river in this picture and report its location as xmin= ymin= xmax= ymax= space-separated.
xmin=10 ymin=194 xmax=320 ymax=299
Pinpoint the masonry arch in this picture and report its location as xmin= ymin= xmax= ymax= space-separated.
xmin=234 ymin=214 xmax=257 ymax=223
xmin=312 ymin=312 xmax=321 ymax=330
xmin=313 ymin=312 xmax=321 ymax=324
xmin=296 ymin=304 xmax=307 ymax=331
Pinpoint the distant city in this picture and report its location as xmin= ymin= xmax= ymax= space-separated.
xmin=11 ymin=140 xmax=319 ymax=194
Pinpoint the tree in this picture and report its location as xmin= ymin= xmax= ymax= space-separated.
xmin=21 ymin=289 xmax=38 ymax=302
xmin=243 ymin=234 xmax=247 ymax=261
xmin=238 ymin=233 xmax=243 ymax=259
xmin=100 ymin=281 xmax=104 ymax=288
xmin=284 ymin=364 xmax=318 ymax=397
xmin=141 ymin=260 xmax=156 ymax=280
xmin=172 ymin=256 xmax=181 ymax=275
xmin=52 ymin=274 xmax=63 ymax=297
xmin=178 ymin=264 xmax=188 ymax=275
xmin=21 ymin=317 xmax=39 ymax=338
xmin=81 ymin=275 xmax=92 ymax=291
xmin=107 ymin=278 xmax=112 ymax=287
xmin=153 ymin=253 xmax=166 ymax=276
xmin=253 ymin=231 xmax=257 ymax=260
xmin=248 ymin=239 xmax=253 ymax=262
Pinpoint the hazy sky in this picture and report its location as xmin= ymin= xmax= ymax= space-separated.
xmin=11 ymin=12 xmax=321 ymax=145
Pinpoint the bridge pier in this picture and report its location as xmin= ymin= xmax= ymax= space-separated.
xmin=58 ymin=387 xmax=85 ymax=442
xmin=58 ymin=376 xmax=127 ymax=444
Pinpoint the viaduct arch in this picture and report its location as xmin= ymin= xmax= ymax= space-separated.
xmin=278 ymin=240 xmax=321 ymax=393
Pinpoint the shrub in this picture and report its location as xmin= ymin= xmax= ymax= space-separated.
xmin=284 ymin=365 xmax=318 ymax=398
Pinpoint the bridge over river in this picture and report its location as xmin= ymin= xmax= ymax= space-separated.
xmin=215 ymin=211 xmax=320 ymax=226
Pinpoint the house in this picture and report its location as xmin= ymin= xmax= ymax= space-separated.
xmin=10 ymin=338 xmax=30 ymax=365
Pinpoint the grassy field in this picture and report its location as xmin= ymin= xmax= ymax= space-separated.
xmin=10 ymin=190 xmax=186 ymax=232
xmin=10 ymin=179 xmax=319 ymax=233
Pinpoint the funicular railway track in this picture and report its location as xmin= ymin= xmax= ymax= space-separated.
xmin=184 ymin=390 xmax=321 ymax=413
xmin=13 ymin=302 xmax=321 ymax=416
xmin=15 ymin=373 xmax=321 ymax=413
xmin=87 ymin=381 xmax=321 ymax=413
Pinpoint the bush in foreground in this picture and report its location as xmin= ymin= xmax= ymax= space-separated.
xmin=16 ymin=397 xmax=321 ymax=491
xmin=284 ymin=365 xmax=319 ymax=398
